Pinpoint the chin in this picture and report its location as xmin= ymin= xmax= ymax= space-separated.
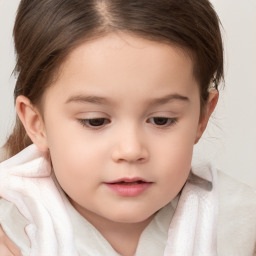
xmin=107 ymin=208 xmax=156 ymax=224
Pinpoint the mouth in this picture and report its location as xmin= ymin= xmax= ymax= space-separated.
xmin=104 ymin=178 xmax=153 ymax=197
xmin=108 ymin=177 xmax=149 ymax=184
xmin=113 ymin=180 xmax=146 ymax=185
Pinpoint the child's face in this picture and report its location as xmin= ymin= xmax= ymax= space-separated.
xmin=24 ymin=33 xmax=215 ymax=224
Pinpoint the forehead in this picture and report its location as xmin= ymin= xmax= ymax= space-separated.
xmin=62 ymin=32 xmax=194 ymax=74
xmin=43 ymin=32 xmax=198 ymax=106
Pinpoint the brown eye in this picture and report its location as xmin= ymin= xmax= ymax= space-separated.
xmin=152 ymin=117 xmax=168 ymax=125
xmin=78 ymin=118 xmax=110 ymax=128
xmin=147 ymin=117 xmax=177 ymax=127
xmin=88 ymin=118 xmax=106 ymax=126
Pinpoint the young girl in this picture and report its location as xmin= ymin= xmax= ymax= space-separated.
xmin=0 ymin=0 xmax=256 ymax=255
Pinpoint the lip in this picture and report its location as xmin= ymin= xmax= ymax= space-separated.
xmin=104 ymin=177 xmax=153 ymax=197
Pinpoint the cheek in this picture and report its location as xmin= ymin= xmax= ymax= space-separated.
xmin=49 ymin=142 xmax=101 ymax=203
xmin=44 ymin=121 xmax=106 ymax=194
xmin=45 ymin=111 xmax=103 ymax=166
xmin=152 ymin=121 xmax=196 ymax=167
xmin=151 ymin=145 xmax=192 ymax=207
xmin=49 ymin=137 xmax=102 ymax=180
xmin=156 ymin=139 xmax=193 ymax=183
xmin=150 ymin=125 xmax=197 ymax=197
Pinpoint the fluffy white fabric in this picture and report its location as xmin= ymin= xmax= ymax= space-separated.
xmin=0 ymin=144 xmax=218 ymax=256
xmin=0 ymin=145 xmax=78 ymax=256
xmin=164 ymin=166 xmax=218 ymax=255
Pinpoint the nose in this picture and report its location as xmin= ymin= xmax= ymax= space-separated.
xmin=111 ymin=125 xmax=149 ymax=164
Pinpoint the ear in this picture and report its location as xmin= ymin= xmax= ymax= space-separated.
xmin=194 ymin=90 xmax=219 ymax=144
xmin=16 ymin=95 xmax=48 ymax=151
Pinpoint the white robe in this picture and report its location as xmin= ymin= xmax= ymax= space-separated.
xmin=0 ymin=145 xmax=256 ymax=256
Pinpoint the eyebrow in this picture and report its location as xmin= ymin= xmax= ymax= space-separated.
xmin=65 ymin=93 xmax=190 ymax=105
xmin=148 ymin=93 xmax=190 ymax=106
xmin=65 ymin=95 xmax=109 ymax=105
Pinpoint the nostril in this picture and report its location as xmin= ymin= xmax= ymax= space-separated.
xmin=137 ymin=157 xmax=146 ymax=163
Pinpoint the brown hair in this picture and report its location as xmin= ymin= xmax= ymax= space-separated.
xmin=4 ymin=0 xmax=224 ymax=159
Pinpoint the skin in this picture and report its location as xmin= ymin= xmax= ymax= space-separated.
xmin=15 ymin=32 xmax=218 ymax=256
xmin=0 ymin=224 xmax=22 ymax=256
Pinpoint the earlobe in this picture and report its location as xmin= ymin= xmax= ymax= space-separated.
xmin=16 ymin=95 xmax=48 ymax=151
xmin=194 ymin=90 xmax=219 ymax=144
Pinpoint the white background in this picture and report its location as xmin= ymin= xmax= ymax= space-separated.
xmin=0 ymin=0 xmax=256 ymax=188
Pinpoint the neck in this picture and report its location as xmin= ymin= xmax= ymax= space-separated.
xmin=93 ymin=215 xmax=154 ymax=256
xmin=69 ymin=199 xmax=155 ymax=256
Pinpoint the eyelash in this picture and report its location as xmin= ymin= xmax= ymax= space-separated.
xmin=78 ymin=118 xmax=110 ymax=129
xmin=147 ymin=117 xmax=178 ymax=127
xmin=78 ymin=117 xmax=178 ymax=129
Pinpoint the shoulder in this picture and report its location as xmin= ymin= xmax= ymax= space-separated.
xmin=0 ymin=198 xmax=31 ymax=255
xmin=217 ymin=170 xmax=256 ymax=217
xmin=217 ymin=171 xmax=256 ymax=256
